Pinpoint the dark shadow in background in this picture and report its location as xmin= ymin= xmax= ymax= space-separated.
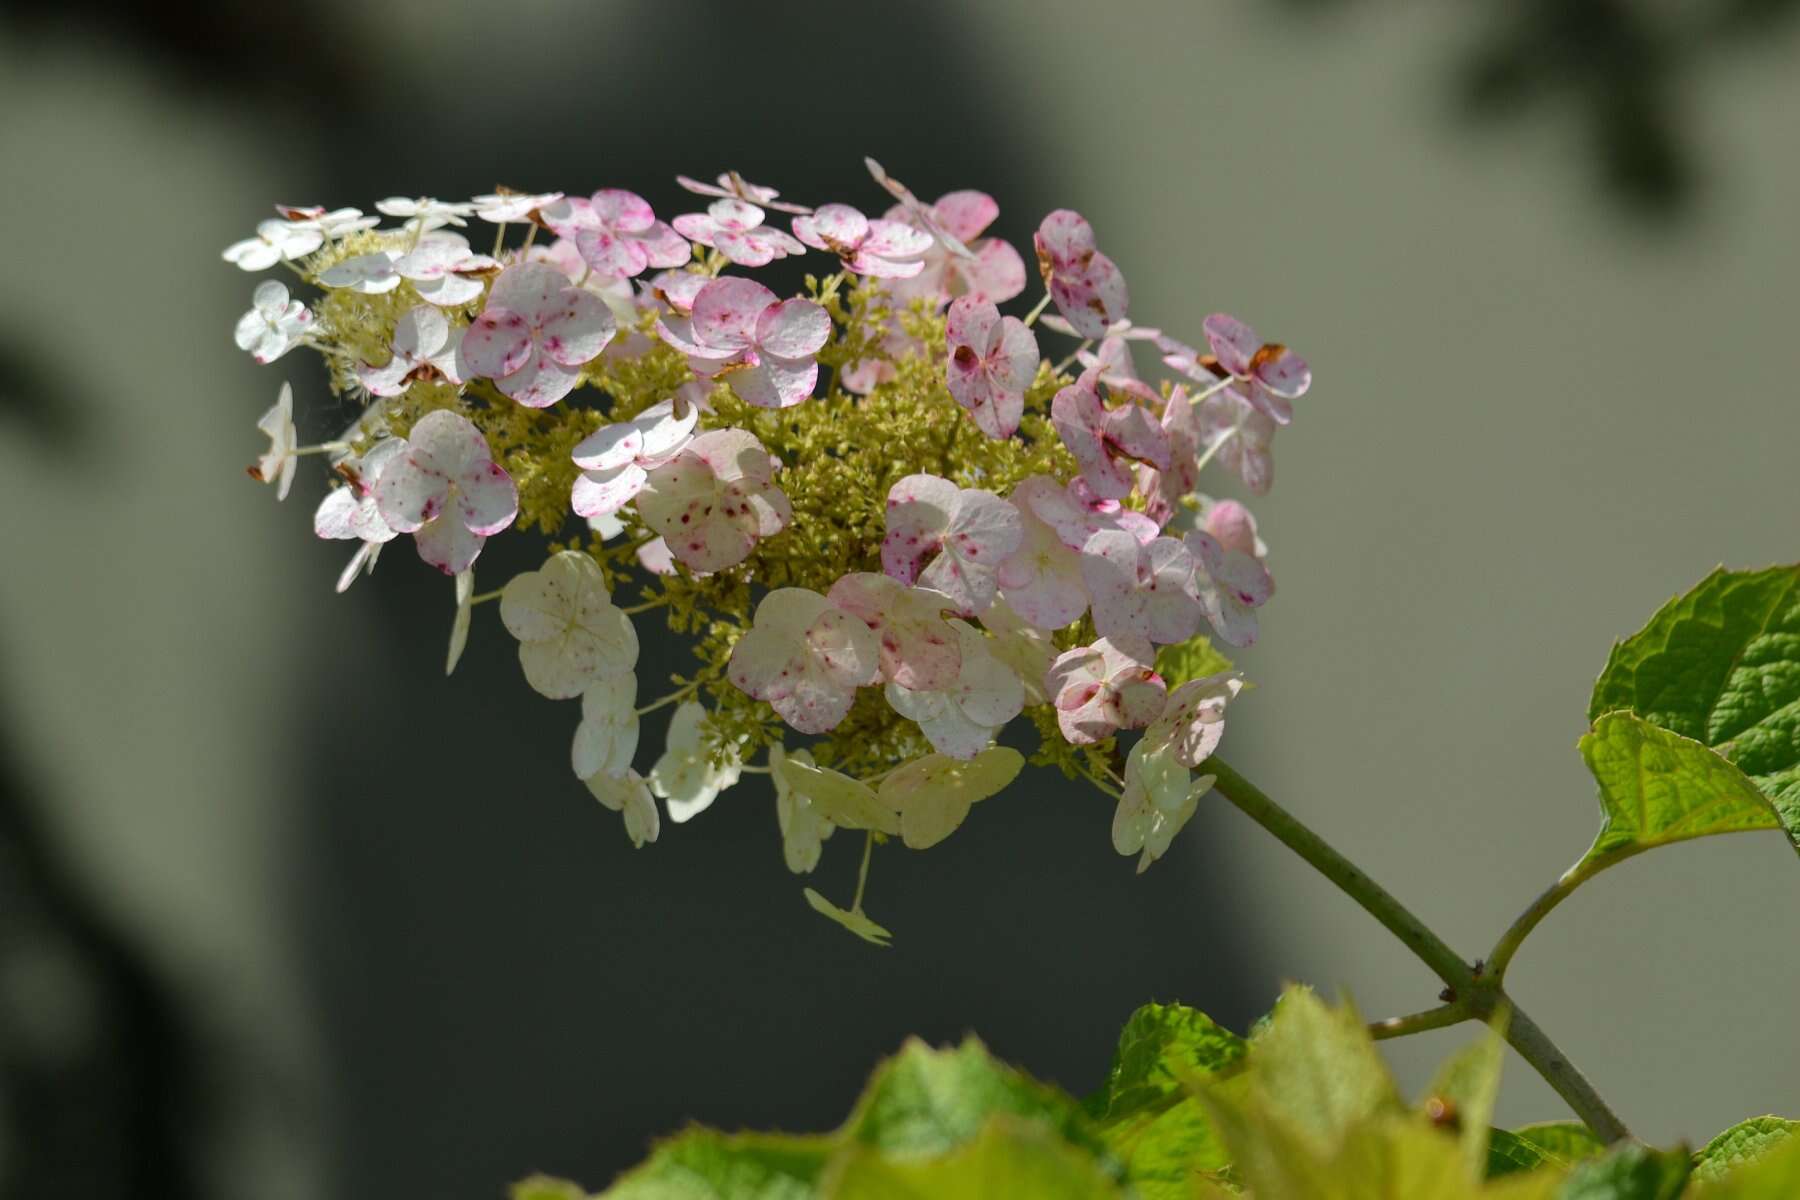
xmin=0 ymin=709 xmax=197 ymax=1200
xmin=0 ymin=0 xmax=1793 ymax=1196
xmin=1287 ymin=0 xmax=1800 ymax=216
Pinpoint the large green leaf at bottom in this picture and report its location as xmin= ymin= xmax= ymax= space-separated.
xmin=1692 ymin=1132 xmax=1800 ymax=1196
xmin=1589 ymin=565 xmax=1800 ymax=840
xmin=1692 ymin=1117 xmax=1799 ymax=1184
xmin=838 ymin=1037 xmax=1106 ymax=1161
xmin=1487 ymin=1123 xmax=1608 ymax=1178
xmin=1083 ymin=1003 xmax=1248 ymax=1198
xmin=1576 ymin=712 xmax=1788 ymax=869
xmin=824 ymin=1116 xmax=1120 ymax=1199
xmin=596 ymin=1130 xmax=834 ymax=1199
xmin=1556 ymin=1143 xmax=1691 ymax=1199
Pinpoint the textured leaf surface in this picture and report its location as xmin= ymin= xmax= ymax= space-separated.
xmin=1693 ymin=1133 xmax=1800 ymax=1196
xmin=1155 ymin=634 xmax=1233 ymax=687
xmin=1577 ymin=712 xmax=1785 ymax=868
xmin=1557 ymin=1143 xmax=1691 ymax=1199
xmin=1084 ymin=1003 xmax=1247 ymax=1198
xmin=1590 ymin=565 xmax=1800 ymax=843
xmin=598 ymin=1130 xmax=832 ymax=1199
xmin=841 ymin=1037 xmax=1104 ymax=1161
xmin=1250 ymin=988 xmax=1400 ymax=1152
xmin=1487 ymin=1122 xmax=1608 ymax=1178
xmin=1692 ymin=1116 xmax=1799 ymax=1183
xmin=825 ymin=1116 xmax=1120 ymax=1199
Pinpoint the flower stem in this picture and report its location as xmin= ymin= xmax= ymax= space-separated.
xmin=1021 ymin=290 xmax=1053 ymax=329
xmin=1368 ymin=1003 xmax=1467 ymax=1042
xmin=619 ymin=598 xmax=667 ymax=616
xmin=1204 ymin=756 xmax=1632 ymax=1143
xmin=852 ymin=831 xmax=876 ymax=911
xmin=634 ymin=681 xmax=697 ymax=717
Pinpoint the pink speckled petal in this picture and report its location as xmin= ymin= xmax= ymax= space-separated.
xmin=1142 ymin=536 xmax=1202 ymax=644
xmin=845 ymin=250 xmax=924 ymax=279
xmin=1105 ymin=401 xmax=1171 ymax=471
xmin=636 ymin=399 xmax=701 ymax=462
xmin=826 ymin=574 xmax=962 ymax=693
xmin=996 ymin=519 xmax=1088 ymax=630
xmin=576 ymin=227 xmax=650 ymax=278
xmin=495 ymin=350 xmax=581 ymax=408
xmin=755 ymin=298 xmax=830 ymax=359
xmin=954 ymin=238 xmax=1026 ymax=305
xmin=313 ymin=488 xmax=361 ymax=540
xmin=1203 ymin=500 xmax=1261 ymax=559
xmin=571 ymin=463 xmax=647 ymax=518
xmin=636 ymin=537 xmax=678 ymax=576
xmin=882 ymin=474 xmax=959 ymax=584
xmin=861 ymin=219 xmax=932 ymax=260
xmin=372 ymin=456 xmax=440 ymax=534
xmin=931 ymin=191 xmax=999 ymax=242
xmin=1049 ymin=254 xmax=1129 ymax=340
xmin=357 ymin=356 xmax=413 ymax=397
xmin=636 ymin=222 xmax=691 ymax=269
xmin=571 ymin=422 xmax=644 ymax=472
xmin=650 ymin=270 xmax=708 ymax=316
xmin=654 ymin=314 xmax=730 ymax=362
xmin=538 ymin=287 xmax=616 ymax=367
xmin=729 ymin=357 xmax=816 ymax=409
xmin=798 ymin=203 xmax=868 ymax=251
xmin=488 ymin=263 xmax=575 ymax=325
xmin=1202 ymin=313 xmax=1259 ymax=377
xmin=458 ymin=308 xmax=533 ymax=380
xmin=945 ymin=294 xmax=997 ymax=354
xmin=590 ymin=188 xmax=654 ymax=234
xmin=413 ymin=514 xmax=484 ymax=574
xmin=412 ymin=272 xmax=486 ymax=307
xmin=1080 ymin=529 xmax=1147 ymax=642
xmin=407 ymin=409 xmax=488 ymax=478
xmin=1051 ymin=377 xmax=1130 ymax=500
xmin=1254 ymin=344 xmax=1310 ymax=400
xmin=692 ymin=277 xmax=775 ymax=350
xmin=457 ymin=459 xmax=518 ymax=536
xmin=685 ymin=429 xmax=769 ymax=483
xmin=1034 ymin=209 xmax=1096 ymax=273
xmin=538 ymin=196 xmax=597 ymax=238
xmin=670 ymin=212 xmax=718 ymax=246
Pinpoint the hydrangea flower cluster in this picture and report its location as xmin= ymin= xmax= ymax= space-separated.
xmin=229 ymin=162 xmax=1313 ymax=942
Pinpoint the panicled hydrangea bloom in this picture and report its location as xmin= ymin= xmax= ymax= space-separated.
xmin=228 ymin=161 xmax=1315 ymax=938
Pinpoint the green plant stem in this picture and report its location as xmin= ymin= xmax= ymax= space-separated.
xmin=1205 ymin=757 xmax=1474 ymax=992
xmin=1368 ymin=1003 xmax=1467 ymax=1042
xmin=1486 ymin=841 xmax=1675 ymax=980
xmin=1206 ymin=756 xmax=1632 ymax=1144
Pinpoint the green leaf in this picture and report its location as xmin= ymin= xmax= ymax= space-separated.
xmin=1422 ymin=1019 xmax=1507 ymax=1176
xmin=1155 ymin=635 xmax=1234 ymax=688
xmin=1557 ymin=1143 xmax=1691 ymax=1200
xmin=1577 ymin=712 xmax=1786 ymax=869
xmin=1487 ymin=1123 xmax=1608 ymax=1178
xmin=514 ymin=1177 xmax=590 ymax=1200
xmin=1692 ymin=1132 xmax=1800 ymax=1196
xmin=840 ymin=1037 xmax=1107 ymax=1163
xmin=824 ymin=1116 xmax=1121 ymax=1199
xmin=802 ymin=889 xmax=892 ymax=948
xmin=1692 ymin=1117 xmax=1799 ymax=1183
xmin=1589 ymin=565 xmax=1800 ymax=842
xmin=1250 ymin=987 xmax=1402 ymax=1152
xmin=1084 ymin=1003 xmax=1248 ymax=1198
xmin=597 ymin=1130 xmax=833 ymax=1199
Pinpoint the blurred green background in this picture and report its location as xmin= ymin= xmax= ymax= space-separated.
xmin=0 ymin=1 xmax=1796 ymax=1196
